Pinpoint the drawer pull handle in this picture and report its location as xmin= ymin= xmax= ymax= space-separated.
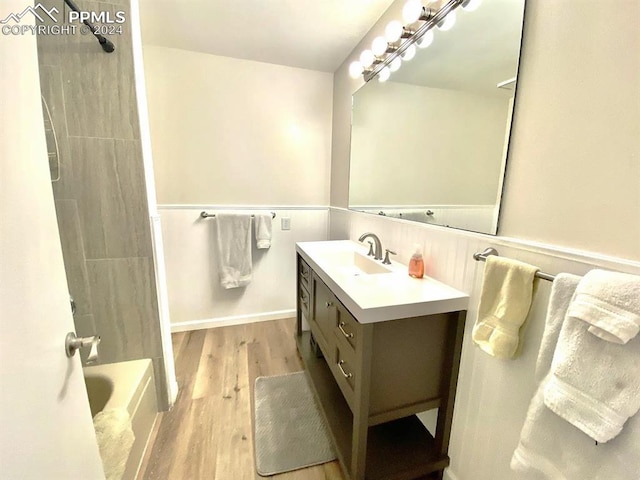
xmin=338 ymin=322 xmax=354 ymax=339
xmin=338 ymin=360 xmax=353 ymax=378
xmin=325 ymin=301 xmax=333 ymax=308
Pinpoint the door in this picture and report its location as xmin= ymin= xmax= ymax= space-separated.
xmin=0 ymin=8 xmax=104 ymax=478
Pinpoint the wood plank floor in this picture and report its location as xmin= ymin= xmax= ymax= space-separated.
xmin=139 ymin=318 xmax=346 ymax=480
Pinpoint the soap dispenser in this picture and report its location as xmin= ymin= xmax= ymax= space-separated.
xmin=408 ymin=244 xmax=424 ymax=278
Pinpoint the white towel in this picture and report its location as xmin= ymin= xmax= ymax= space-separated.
xmin=93 ymin=408 xmax=135 ymax=480
xmin=511 ymin=273 xmax=640 ymax=479
xmin=544 ymin=275 xmax=640 ymax=443
xmin=254 ymin=213 xmax=272 ymax=249
xmin=472 ymin=255 xmax=539 ymax=359
xmin=215 ymin=213 xmax=252 ymax=289
xmin=566 ymin=269 xmax=640 ymax=344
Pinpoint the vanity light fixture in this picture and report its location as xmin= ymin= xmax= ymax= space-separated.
xmin=416 ymin=30 xmax=434 ymax=49
xmin=359 ymin=49 xmax=377 ymax=68
xmin=461 ymin=0 xmax=482 ymax=11
xmin=385 ymin=20 xmax=405 ymax=43
xmin=350 ymin=0 xmax=481 ymax=83
xmin=436 ymin=11 xmax=456 ymax=31
xmin=389 ymin=56 xmax=402 ymax=72
xmin=401 ymin=44 xmax=417 ymax=61
xmin=378 ymin=66 xmax=391 ymax=82
xmin=403 ymin=0 xmax=437 ymax=24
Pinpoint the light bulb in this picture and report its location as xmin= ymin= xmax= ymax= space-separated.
xmin=416 ymin=30 xmax=434 ymax=49
xmin=437 ymin=12 xmax=456 ymax=31
xmin=378 ymin=66 xmax=391 ymax=83
xmin=349 ymin=61 xmax=363 ymax=79
xmin=402 ymin=0 xmax=423 ymax=24
xmin=401 ymin=44 xmax=417 ymax=61
xmin=385 ymin=20 xmax=404 ymax=43
xmin=359 ymin=49 xmax=375 ymax=68
xmin=389 ymin=56 xmax=402 ymax=72
xmin=372 ymin=36 xmax=388 ymax=56
xmin=461 ymin=0 xmax=482 ymax=11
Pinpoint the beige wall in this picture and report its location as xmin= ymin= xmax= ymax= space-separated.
xmin=331 ymin=0 xmax=640 ymax=261
xmin=143 ymin=46 xmax=333 ymax=206
xmin=350 ymin=81 xmax=509 ymax=205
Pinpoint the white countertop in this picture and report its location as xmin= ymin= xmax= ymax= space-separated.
xmin=296 ymin=240 xmax=469 ymax=323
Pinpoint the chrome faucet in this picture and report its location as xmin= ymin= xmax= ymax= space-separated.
xmin=358 ymin=232 xmax=383 ymax=260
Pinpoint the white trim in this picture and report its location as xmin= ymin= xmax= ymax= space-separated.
xmin=171 ymin=309 xmax=296 ymax=333
xmin=158 ymin=204 xmax=329 ymax=211
xmin=330 ymin=207 xmax=640 ymax=270
xmin=131 ymin=0 xmax=178 ymax=407
xmin=443 ymin=469 xmax=460 ymax=480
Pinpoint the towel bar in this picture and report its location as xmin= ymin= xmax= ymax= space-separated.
xmin=200 ymin=211 xmax=276 ymax=219
xmin=473 ymin=247 xmax=556 ymax=282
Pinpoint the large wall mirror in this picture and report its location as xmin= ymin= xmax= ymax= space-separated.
xmin=349 ymin=0 xmax=526 ymax=234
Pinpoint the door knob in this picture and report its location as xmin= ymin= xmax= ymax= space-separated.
xmin=65 ymin=332 xmax=101 ymax=364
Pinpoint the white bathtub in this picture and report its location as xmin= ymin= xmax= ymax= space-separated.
xmin=84 ymin=359 xmax=158 ymax=480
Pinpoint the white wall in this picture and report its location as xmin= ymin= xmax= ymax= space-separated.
xmin=142 ymin=46 xmax=334 ymax=328
xmin=329 ymin=0 xmax=640 ymax=479
xmin=350 ymin=81 xmax=509 ymax=205
xmin=143 ymin=46 xmax=333 ymax=206
xmin=160 ymin=207 xmax=328 ymax=330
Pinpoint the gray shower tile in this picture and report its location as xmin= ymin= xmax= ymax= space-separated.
xmin=39 ymin=65 xmax=74 ymax=197
xmin=54 ymin=199 xmax=93 ymax=316
xmin=86 ymin=257 xmax=162 ymax=363
xmin=60 ymin=1 xmax=139 ymax=140
xmin=70 ymin=137 xmax=152 ymax=259
xmin=35 ymin=0 xmax=65 ymax=66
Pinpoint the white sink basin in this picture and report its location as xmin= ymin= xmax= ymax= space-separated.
xmin=296 ymin=240 xmax=469 ymax=323
xmin=319 ymin=250 xmax=393 ymax=276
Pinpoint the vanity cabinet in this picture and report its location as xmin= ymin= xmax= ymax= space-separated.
xmin=296 ymin=254 xmax=466 ymax=480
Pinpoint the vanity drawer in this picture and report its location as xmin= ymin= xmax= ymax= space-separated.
xmin=311 ymin=274 xmax=336 ymax=350
xmin=334 ymin=304 xmax=360 ymax=352
xmin=298 ymin=283 xmax=310 ymax=320
xmin=298 ymin=258 xmax=311 ymax=290
xmin=332 ymin=341 xmax=357 ymax=407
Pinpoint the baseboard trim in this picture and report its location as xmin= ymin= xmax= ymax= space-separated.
xmin=444 ymin=468 xmax=460 ymax=480
xmin=171 ymin=309 xmax=296 ymax=333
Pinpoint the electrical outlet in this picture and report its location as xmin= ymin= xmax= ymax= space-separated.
xmin=281 ymin=217 xmax=291 ymax=230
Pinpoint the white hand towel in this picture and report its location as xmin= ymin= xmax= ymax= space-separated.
xmin=93 ymin=408 xmax=135 ymax=480
xmin=511 ymin=273 xmax=640 ymax=480
xmin=566 ymin=269 xmax=640 ymax=344
xmin=543 ymin=311 xmax=640 ymax=443
xmin=472 ymin=255 xmax=539 ymax=359
xmin=215 ymin=213 xmax=252 ymax=289
xmin=254 ymin=213 xmax=272 ymax=249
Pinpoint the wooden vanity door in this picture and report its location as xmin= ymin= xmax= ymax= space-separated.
xmin=310 ymin=273 xmax=337 ymax=355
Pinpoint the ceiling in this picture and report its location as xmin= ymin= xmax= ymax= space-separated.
xmin=138 ymin=0 xmax=396 ymax=73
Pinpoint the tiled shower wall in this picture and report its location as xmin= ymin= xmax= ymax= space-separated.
xmin=37 ymin=0 xmax=167 ymax=408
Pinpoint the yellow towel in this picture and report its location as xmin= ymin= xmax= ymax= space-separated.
xmin=473 ymin=256 xmax=539 ymax=359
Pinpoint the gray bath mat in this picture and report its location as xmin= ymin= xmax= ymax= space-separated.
xmin=254 ymin=371 xmax=336 ymax=476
